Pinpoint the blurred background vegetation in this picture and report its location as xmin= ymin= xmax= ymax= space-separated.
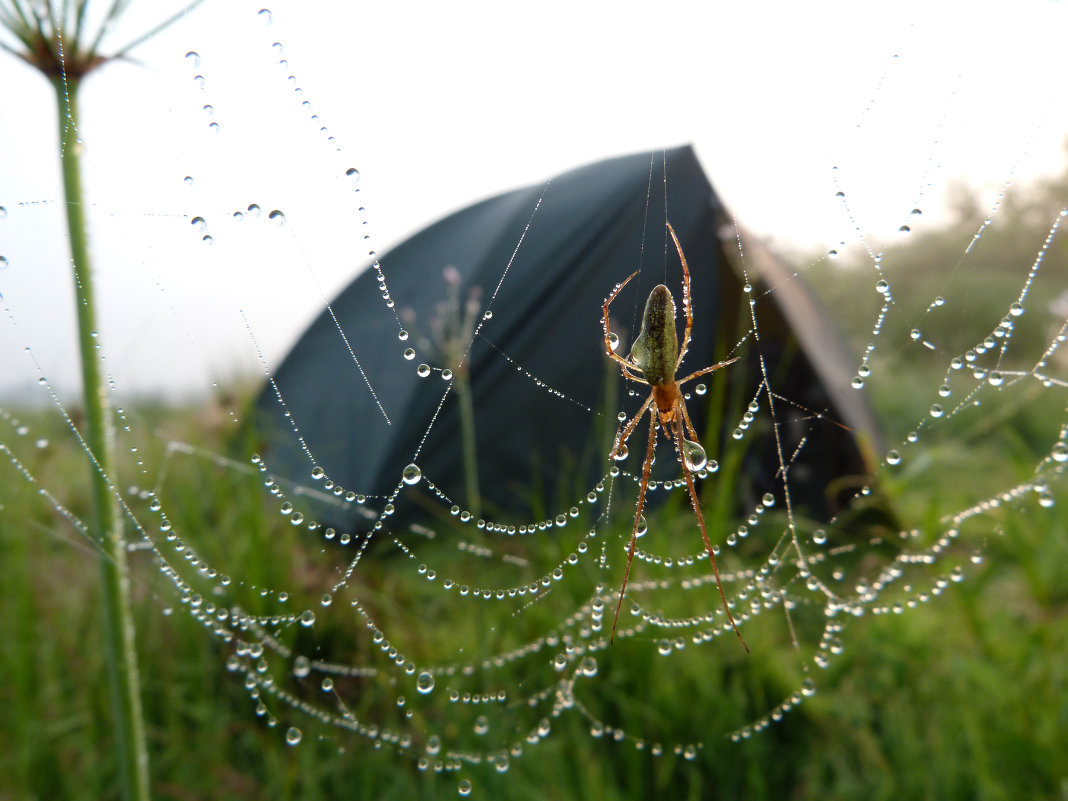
xmin=2 ymin=161 xmax=1067 ymax=799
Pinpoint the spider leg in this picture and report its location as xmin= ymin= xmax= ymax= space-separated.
xmin=610 ymin=413 xmax=657 ymax=644
xmin=667 ymin=221 xmax=695 ymax=371
xmin=672 ymin=406 xmax=749 ymax=652
xmin=602 ymin=269 xmax=645 ymax=375
xmin=676 ymin=357 xmax=739 ymax=387
xmin=611 ymin=392 xmax=654 ymax=460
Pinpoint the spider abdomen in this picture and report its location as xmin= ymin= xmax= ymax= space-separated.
xmin=629 ymin=284 xmax=678 ymax=387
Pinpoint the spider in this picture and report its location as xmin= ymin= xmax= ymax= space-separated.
xmin=602 ymin=221 xmax=748 ymax=651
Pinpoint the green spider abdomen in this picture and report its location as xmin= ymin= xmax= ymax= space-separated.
xmin=629 ymin=284 xmax=677 ymax=386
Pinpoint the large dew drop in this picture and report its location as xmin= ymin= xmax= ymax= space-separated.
xmin=402 ymin=464 xmax=422 ymax=485
xmin=416 ymin=671 xmax=435 ymax=694
xmin=681 ymin=439 xmax=707 ymax=472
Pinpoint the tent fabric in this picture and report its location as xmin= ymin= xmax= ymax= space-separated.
xmin=254 ymin=146 xmax=877 ymax=531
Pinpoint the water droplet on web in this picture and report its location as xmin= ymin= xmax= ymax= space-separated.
xmin=269 ymin=210 xmax=286 ymax=226
xmin=208 ymin=121 xmax=220 ymax=133
xmin=416 ymin=671 xmax=435 ymax=694
xmin=483 ymin=310 xmax=493 ymax=321
xmin=416 ymin=364 xmax=431 ymax=378
xmin=258 ymin=8 xmax=273 ymax=24
xmin=613 ymin=443 xmax=628 ymax=461
xmin=0 ymin=255 xmax=8 ymax=269
xmin=1009 ymin=302 xmax=1024 ymax=317
xmin=398 ymin=329 xmax=409 ymax=341
xmin=182 ymin=176 xmax=194 ymax=186
xmin=929 ymin=404 xmax=944 ymax=418
xmin=875 ymin=279 xmax=888 ymax=294
xmin=247 ymin=204 xmax=261 ymax=216
xmin=185 ymin=51 xmax=200 ymax=66
xmin=1051 ymin=442 xmax=1068 ymax=462
xmin=441 ymin=369 xmax=453 ymax=380
xmin=885 ymin=450 xmax=901 ymax=466
xmin=828 ymin=249 xmax=839 ymax=259
xmin=988 ymin=371 xmax=1004 ymax=387
xmin=285 ymin=726 xmax=301 ymax=745
xmin=191 ymin=216 xmax=207 ymax=231
xmin=682 ymin=439 xmax=707 ymax=471
xmin=608 ymin=332 xmax=620 ymax=350
xmin=402 ymin=464 xmax=422 ymax=485
xmin=202 ymin=235 xmax=214 ymax=245
xmin=897 ymin=225 xmax=911 ymax=236
xmin=474 ymin=715 xmax=489 ymax=735
xmin=345 ymin=167 xmax=360 ymax=184
xmin=293 ymin=655 xmax=310 ymax=678
xmin=300 ymin=610 xmax=315 ymax=627
xmin=403 ymin=348 xmax=416 ymax=360
xmin=457 ymin=779 xmax=472 ymax=797
xmin=635 ymin=515 xmax=648 ymax=537
xmin=801 ymin=678 xmax=817 ymax=696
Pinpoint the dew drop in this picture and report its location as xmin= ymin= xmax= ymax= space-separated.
xmin=635 ymin=515 xmax=648 ymax=538
xmin=190 ymin=216 xmax=207 ymax=231
xmin=185 ymin=51 xmax=200 ymax=66
xmin=682 ymin=439 xmax=707 ymax=471
xmin=398 ymin=329 xmax=409 ymax=341
xmin=885 ymin=450 xmax=901 ymax=466
xmin=285 ymin=726 xmax=302 ymax=745
xmin=898 ymin=224 xmax=911 ymax=236
xmin=268 ymin=209 xmax=286 ymax=226
xmin=345 ymin=167 xmax=360 ymax=183
xmin=300 ymin=610 xmax=316 ymax=627
xmin=458 ymin=779 xmax=472 ymax=797
xmin=441 ymin=369 xmax=453 ymax=381
xmin=695 ymin=383 xmax=707 ymax=395
xmin=402 ymin=463 xmax=422 ymax=485
xmin=608 ymin=332 xmax=620 ymax=351
xmin=403 ymin=347 xmax=416 ymax=360
xmin=1051 ymin=442 xmax=1068 ymax=463
xmin=258 ymin=8 xmax=273 ymax=24
xmin=416 ymin=671 xmax=435 ymax=694
xmin=416 ymin=364 xmax=431 ymax=378
xmin=483 ymin=310 xmax=493 ymax=321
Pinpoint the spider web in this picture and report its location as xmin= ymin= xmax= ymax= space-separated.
xmin=1 ymin=2 xmax=1066 ymax=798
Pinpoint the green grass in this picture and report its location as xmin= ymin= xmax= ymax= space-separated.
xmin=1 ymin=372 xmax=1066 ymax=801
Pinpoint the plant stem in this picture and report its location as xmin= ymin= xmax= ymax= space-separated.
xmin=455 ymin=368 xmax=481 ymax=520
xmin=52 ymin=75 xmax=151 ymax=801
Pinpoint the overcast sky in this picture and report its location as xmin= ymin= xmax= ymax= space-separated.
xmin=0 ymin=0 xmax=1065 ymax=400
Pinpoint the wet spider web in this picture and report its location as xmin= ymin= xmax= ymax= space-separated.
xmin=1 ymin=3 xmax=1067 ymax=797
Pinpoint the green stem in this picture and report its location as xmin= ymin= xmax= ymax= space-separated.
xmin=455 ymin=368 xmax=481 ymax=519
xmin=52 ymin=75 xmax=151 ymax=801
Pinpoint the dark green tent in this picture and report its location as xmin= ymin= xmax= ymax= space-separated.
xmin=254 ymin=146 xmax=879 ymax=532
